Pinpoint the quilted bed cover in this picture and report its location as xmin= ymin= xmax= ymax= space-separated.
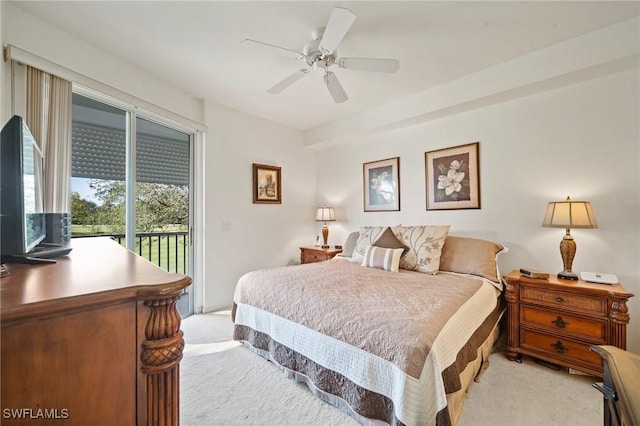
xmin=232 ymin=259 xmax=502 ymax=426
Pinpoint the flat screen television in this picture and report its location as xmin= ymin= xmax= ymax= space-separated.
xmin=1 ymin=115 xmax=48 ymax=261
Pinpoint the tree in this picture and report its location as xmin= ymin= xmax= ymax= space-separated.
xmin=71 ymin=191 xmax=97 ymax=225
xmin=137 ymin=183 xmax=189 ymax=230
xmin=80 ymin=179 xmax=188 ymax=233
xmin=90 ymin=180 xmax=126 ymax=233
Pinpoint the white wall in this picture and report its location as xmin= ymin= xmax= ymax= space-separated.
xmin=316 ymin=69 xmax=640 ymax=353
xmin=202 ymin=103 xmax=316 ymax=311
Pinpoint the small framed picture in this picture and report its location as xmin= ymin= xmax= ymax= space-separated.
xmin=363 ymin=157 xmax=400 ymax=212
xmin=425 ymin=142 xmax=480 ymax=210
xmin=253 ymin=163 xmax=281 ymax=204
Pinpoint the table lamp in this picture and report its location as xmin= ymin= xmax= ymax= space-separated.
xmin=315 ymin=207 xmax=335 ymax=248
xmin=542 ymin=196 xmax=597 ymax=280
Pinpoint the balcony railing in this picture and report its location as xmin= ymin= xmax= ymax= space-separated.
xmin=72 ymin=231 xmax=189 ymax=274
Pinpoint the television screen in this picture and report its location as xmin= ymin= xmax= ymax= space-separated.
xmin=0 ymin=115 xmax=46 ymax=257
xmin=21 ymin=123 xmax=46 ymax=252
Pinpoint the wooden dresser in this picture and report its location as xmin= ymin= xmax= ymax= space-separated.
xmin=300 ymin=246 xmax=343 ymax=264
xmin=503 ymin=270 xmax=633 ymax=377
xmin=1 ymin=237 xmax=191 ymax=425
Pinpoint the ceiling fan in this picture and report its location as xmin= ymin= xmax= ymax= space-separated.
xmin=242 ymin=7 xmax=400 ymax=103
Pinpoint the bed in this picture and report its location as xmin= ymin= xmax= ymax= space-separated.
xmin=232 ymin=226 xmax=507 ymax=426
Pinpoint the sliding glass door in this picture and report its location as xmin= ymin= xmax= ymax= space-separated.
xmin=70 ymin=93 xmax=194 ymax=316
xmin=135 ymin=117 xmax=192 ymax=315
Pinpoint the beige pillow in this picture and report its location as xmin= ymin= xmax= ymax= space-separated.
xmin=395 ymin=225 xmax=450 ymax=274
xmin=373 ymin=227 xmax=407 ymax=254
xmin=351 ymin=226 xmax=400 ymax=263
xmin=439 ymin=236 xmax=505 ymax=283
xmin=338 ymin=231 xmax=360 ymax=258
xmin=361 ymin=247 xmax=404 ymax=272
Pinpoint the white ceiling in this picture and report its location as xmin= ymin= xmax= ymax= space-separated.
xmin=12 ymin=1 xmax=640 ymax=130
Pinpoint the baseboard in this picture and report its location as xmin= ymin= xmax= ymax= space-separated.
xmin=202 ymin=305 xmax=233 ymax=314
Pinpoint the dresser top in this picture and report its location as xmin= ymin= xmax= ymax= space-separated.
xmin=504 ymin=269 xmax=633 ymax=298
xmin=1 ymin=237 xmax=190 ymax=320
xmin=300 ymin=246 xmax=342 ymax=253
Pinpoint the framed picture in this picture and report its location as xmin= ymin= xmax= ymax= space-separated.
xmin=363 ymin=157 xmax=400 ymax=212
xmin=425 ymin=142 xmax=480 ymax=210
xmin=253 ymin=163 xmax=281 ymax=204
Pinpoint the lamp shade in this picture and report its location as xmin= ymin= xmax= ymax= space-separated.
xmin=316 ymin=207 xmax=335 ymax=222
xmin=542 ymin=197 xmax=597 ymax=229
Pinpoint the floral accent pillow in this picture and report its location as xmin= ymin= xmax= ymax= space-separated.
xmin=351 ymin=226 xmax=400 ymax=264
xmin=394 ymin=225 xmax=450 ymax=274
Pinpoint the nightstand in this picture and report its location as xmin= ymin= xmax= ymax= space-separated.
xmin=300 ymin=246 xmax=343 ymax=264
xmin=503 ymin=270 xmax=634 ymax=377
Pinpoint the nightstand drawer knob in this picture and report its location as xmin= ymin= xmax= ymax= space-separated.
xmin=550 ymin=340 xmax=568 ymax=354
xmin=551 ymin=316 xmax=569 ymax=328
xmin=555 ymin=296 xmax=564 ymax=303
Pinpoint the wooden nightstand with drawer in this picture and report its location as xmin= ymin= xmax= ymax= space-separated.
xmin=300 ymin=246 xmax=342 ymax=264
xmin=503 ymin=270 xmax=634 ymax=377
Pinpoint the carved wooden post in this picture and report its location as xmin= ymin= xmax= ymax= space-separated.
xmin=503 ymin=276 xmax=520 ymax=362
xmin=609 ymin=297 xmax=630 ymax=350
xmin=141 ymin=295 xmax=185 ymax=426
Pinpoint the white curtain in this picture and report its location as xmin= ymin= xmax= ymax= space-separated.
xmin=26 ymin=66 xmax=72 ymax=213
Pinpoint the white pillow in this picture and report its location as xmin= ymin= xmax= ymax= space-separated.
xmin=351 ymin=226 xmax=400 ymax=263
xmin=395 ymin=225 xmax=450 ymax=274
xmin=337 ymin=231 xmax=360 ymax=258
xmin=361 ymin=247 xmax=404 ymax=272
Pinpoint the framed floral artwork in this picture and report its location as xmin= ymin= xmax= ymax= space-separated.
xmin=363 ymin=157 xmax=400 ymax=212
xmin=253 ymin=163 xmax=281 ymax=204
xmin=425 ymin=142 xmax=480 ymax=210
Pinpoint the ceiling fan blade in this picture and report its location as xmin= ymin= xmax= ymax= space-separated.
xmin=241 ymin=39 xmax=303 ymax=59
xmin=320 ymin=7 xmax=356 ymax=53
xmin=268 ymin=69 xmax=309 ymax=94
xmin=337 ymin=57 xmax=400 ymax=73
xmin=323 ymin=71 xmax=348 ymax=103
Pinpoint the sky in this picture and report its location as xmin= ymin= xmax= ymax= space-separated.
xmin=71 ymin=177 xmax=100 ymax=204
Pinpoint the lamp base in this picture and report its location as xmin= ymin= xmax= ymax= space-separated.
xmin=322 ymin=225 xmax=329 ymax=248
xmin=558 ymin=233 xmax=578 ymax=281
xmin=558 ymin=270 xmax=579 ymax=280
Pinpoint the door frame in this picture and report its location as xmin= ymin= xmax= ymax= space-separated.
xmin=72 ymin=85 xmax=204 ymax=316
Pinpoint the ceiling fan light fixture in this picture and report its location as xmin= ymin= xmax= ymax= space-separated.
xmin=312 ymin=59 xmax=327 ymax=74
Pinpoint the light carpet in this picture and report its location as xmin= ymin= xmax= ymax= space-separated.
xmin=180 ymin=311 xmax=603 ymax=426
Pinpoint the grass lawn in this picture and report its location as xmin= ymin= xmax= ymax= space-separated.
xmin=72 ymin=225 xmax=188 ymax=274
xmin=136 ymin=234 xmax=188 ymax=274
xmin=71 ymin=224 xmax=116 ymax=235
